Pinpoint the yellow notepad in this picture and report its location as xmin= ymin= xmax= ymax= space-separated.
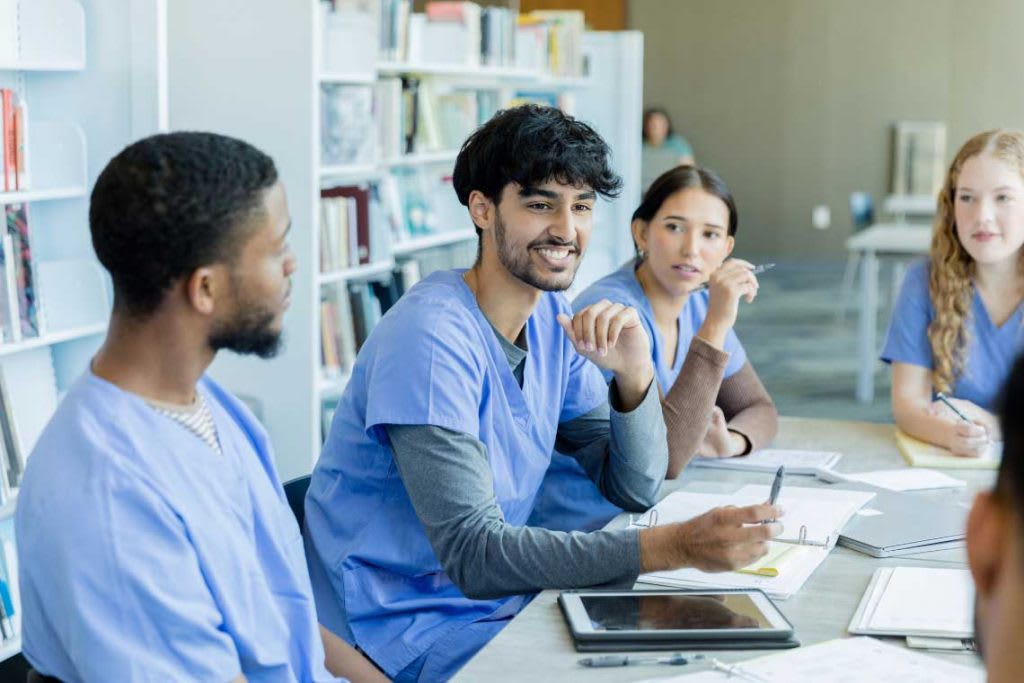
xmin=895 ymin=429 xmax=1000 ymax=470
xmin=737 ymin=542 xmax=808 ymax=577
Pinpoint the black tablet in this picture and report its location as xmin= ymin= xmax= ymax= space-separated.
xmin=559 ymin=589 xmax=795 ymax=643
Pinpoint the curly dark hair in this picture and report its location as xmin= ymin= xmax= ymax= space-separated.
xmin=90 ymin=131 xmax=278 ymax=317
xmin=453 ymin=104 xmax=622 ymax=235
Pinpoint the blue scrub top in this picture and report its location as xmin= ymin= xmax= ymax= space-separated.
xmin=305 ymin=269 xmax=606 ymax=678
xmin=529 ymin=259 xmax=747 ymax=532
xmin=881 ymin=258 xmax=1024 ymax=410
xmin=16 ymin=372 xmax=338 ymax=683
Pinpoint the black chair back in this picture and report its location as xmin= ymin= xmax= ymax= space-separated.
xmin=283 ymin=475 xmax=312 ymax=530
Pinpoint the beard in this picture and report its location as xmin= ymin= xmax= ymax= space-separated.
xmin=494 ymin=208 xmax=580 ymax=292
xmin=208 ymin=279 xmax=284 ymax=359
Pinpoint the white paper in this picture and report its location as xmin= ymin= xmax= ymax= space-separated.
xmin=690 ymin=448 xmax=842 ymax=475
xmin=842 ymin=468 xmax=966 ymax=492
xmin=633 ymin=637 xmax=984 ymax=683
xmin=864 ymin=568 xmax=973 ymax=636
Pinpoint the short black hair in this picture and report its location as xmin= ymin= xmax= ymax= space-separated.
xmin=90 ymin=131 xmax=278 ymax=317
xmin=453 ymin=104 xmax=622 ymax=231
xmin=633 ymin=165 xmax=738 ymax=235
xmin=997 ymin=354 xmax=1024 ymax=512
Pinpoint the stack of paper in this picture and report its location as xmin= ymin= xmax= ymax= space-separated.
xmin=690 ymin=448 xmax=842 ymax=475
xmin=896 ymin=429 xmax=1001 ymax=470
xmin=849 ymin=567 xmax=974 ymax=639
xmin=632 ymin=637 xmax=983 ymax=682
xmin=635 ymin=485 xmax=875 ymax=599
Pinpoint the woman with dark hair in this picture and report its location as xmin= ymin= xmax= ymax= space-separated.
xmin=530 ymin=165 xmax=778 ymax=532
xmin=642 ymin=107 xmax=695 ymax=190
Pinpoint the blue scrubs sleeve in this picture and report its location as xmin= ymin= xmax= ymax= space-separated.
xmin=45 ymin=470 xmax=240 ymax=682
xmin=880 ymin=260 xmax=934 ymax=369
xmin=364 ymin=302 xmax=484 ymax=435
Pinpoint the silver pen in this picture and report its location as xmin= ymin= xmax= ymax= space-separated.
xmin=693 ymin=263 xmax=775 ymax=293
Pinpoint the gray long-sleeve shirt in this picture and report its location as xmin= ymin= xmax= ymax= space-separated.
xmin=385 ymin=324 xmax=667 ymax=600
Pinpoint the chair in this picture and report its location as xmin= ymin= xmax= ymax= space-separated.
xmin=283 ymin=475 xmax=312 ymax=530
xmin=837 ymin=192 xmax=875 ymax=323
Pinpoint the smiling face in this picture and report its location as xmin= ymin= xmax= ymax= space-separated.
xmin=488 ymin=180 xmax=596 ymax=292
xmin=954 ymin=154 xmax=1024 ymax=267
xmin=633 ymin=187 xmax=734 ymax=299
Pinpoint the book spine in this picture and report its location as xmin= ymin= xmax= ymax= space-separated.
xmin=13 ymin=94 xmax=28 ymax=191
xmin=0 ymin=89 xmax=13 ymax=193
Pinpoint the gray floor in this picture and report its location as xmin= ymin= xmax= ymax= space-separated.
xmin=732 ymin=260 xmax=896 ymax=423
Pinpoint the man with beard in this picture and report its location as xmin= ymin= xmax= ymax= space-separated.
xmin=15 ymin=133 xmax=386 ymax=682
xmin=305 ymin=105 xmax=783 ymax=682
xmin=967 ymin=352 xmax=1024 ymax=681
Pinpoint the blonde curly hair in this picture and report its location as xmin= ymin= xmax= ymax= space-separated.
xmin=928 ymin=129 xmax=1024 ymax=393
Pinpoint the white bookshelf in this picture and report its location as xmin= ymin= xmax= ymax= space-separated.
xmin=167 ymin=1 xmax=642 ymax=483
xmin=392 ymin=229 xmax=475 ymax=256
xmin=317 ymin=259 xmax=396 ymax=286
xmin=0 ymin=0 xmax=166 ymax=664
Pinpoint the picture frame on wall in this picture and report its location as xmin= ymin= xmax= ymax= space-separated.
xmin=890 ymin=121 xmax=947 ymax=200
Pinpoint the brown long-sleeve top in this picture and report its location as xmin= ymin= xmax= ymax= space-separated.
xmin=661 ymin=335 xmax=778 ymax=478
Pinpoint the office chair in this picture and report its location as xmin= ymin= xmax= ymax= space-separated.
xmin=837 ymin=192 xmax=875 ymax=323
xmin=283 ymin=474 xmax=312 ymax=530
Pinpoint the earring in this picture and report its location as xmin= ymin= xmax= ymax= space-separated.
xmin=637 ymin=248 xmax=646 ymax=261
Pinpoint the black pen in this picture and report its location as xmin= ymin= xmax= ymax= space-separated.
xmin=935 ymin=392 xmax=970 ymax=422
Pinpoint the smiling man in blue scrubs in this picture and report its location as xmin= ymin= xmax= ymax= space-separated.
xmin=15 ymin=133 xmax=385 ymax=682
xmin=305 ymin=105 xmax=784 ymax=682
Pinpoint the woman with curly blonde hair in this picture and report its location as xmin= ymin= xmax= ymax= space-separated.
xmin=881 ymin=130 xmax=1024 ymax=457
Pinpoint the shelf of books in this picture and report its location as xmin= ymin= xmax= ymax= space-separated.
xmin=168 ymin=0 xmax=639 ymax=482
xmin=0 ymin=0 xmax=153 ymax=662
xmin=315 ymin=1 xmax=591 ymax=440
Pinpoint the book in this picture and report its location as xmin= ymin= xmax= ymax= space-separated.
xmin=0 ymin=347 xmax=58 ymax=467
xmin=6 ymin=203 xmax=41 ymax=337
xmin=322 ymin=185 xmax=372 ymax=265
xmin=320 ymin=84 xmax=377 ymax=167
xmin=895 ymin=429 xmax=1000 ymax=470
xmin=1 ymin=89 xmax=13 ymax=192
xmin=12 ymin=92 xmax=28 ymax=190
xmin=0 ymin=361 xmax=20 ymax=490
xmin=849 ymin=567 xmax=973 ymax=639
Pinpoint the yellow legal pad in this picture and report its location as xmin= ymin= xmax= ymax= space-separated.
xmin=895 ymin=429 xmax=1001 ymax=470
xmin=736 ymin=542 xmax=809 ymax=577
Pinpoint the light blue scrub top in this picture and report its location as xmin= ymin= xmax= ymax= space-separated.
xmin=881 ymin=258 xmax=1024 ymax=410
xmin=305 ymin=269 xmax=606 ymax=678
xmin=529 ymin=259 xmax=747 ymax=532
xmin=15 ymin=372 xmax=338 ymax=683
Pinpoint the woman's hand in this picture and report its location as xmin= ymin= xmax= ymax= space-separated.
xmin=697 ymin=259 xmax=759 ymax=349
xmin=696 ymin=407 xmax=747 ymax=458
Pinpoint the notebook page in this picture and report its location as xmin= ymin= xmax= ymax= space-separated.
xmin=633 ymin=637 xmax=984 ymax=683
xmin=868 ymin=567 xmax=973 ymax=635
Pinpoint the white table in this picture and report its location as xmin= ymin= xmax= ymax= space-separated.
xmin=845 ymin=223 xmax=932 ymax=403
xmin=455 ymin=417 xmax=990 ymax=681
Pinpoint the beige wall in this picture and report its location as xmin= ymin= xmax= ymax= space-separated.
xmin=629 ymin=0 xmax=1024 ymax=259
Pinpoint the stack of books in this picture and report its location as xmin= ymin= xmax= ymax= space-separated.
xmin=0 ymin=88 xmax=29 ymax=192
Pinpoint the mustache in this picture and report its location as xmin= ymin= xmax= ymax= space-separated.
xmin=529 ymin=238 xmax=580 ymax=252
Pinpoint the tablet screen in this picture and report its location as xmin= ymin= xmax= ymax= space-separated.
xmin=581 ymin=593 xmax=772 ymax=631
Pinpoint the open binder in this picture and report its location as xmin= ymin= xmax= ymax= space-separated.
xmin=633 ymin=486 xmax=874 ymax=599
